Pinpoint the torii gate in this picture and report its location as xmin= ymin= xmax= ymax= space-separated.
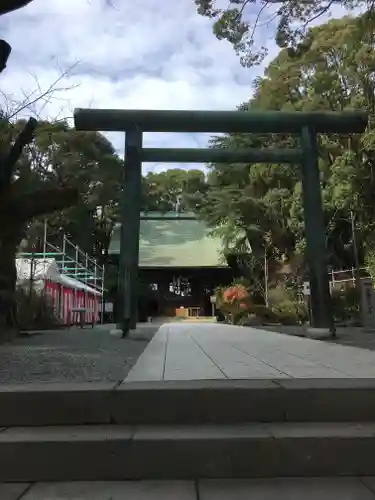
xmin=74 ymin=108 xmax=368 ymax=336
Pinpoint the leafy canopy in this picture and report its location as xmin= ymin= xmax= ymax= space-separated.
xmin=191 ymin=12 xmax=375 ymax=292
xmin=194 ymin=0 xmax=366 ymax=66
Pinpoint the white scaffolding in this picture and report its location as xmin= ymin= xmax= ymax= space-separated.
xmin=18 ymin=225 xmax=105 ymax=323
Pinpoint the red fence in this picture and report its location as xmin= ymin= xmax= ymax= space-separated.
xmin=44 ymin=279 xmax=100 ymax=325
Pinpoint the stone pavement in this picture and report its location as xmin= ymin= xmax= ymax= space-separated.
xmin=3 ymin=478 xmax=375 ymax=499
xmin=125 ymin=322 xmax=375 ymax=382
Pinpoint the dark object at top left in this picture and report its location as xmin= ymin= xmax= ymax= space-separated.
xmin=0 ymin=1 xmax=35 ymax=73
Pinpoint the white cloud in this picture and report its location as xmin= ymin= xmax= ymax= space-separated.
xmin=0 ymin=0 xmax=353 ymax=172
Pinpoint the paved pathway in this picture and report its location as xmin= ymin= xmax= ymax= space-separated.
xmin=125 ymin=322 xmax=375 ymax=382
xmin=3 ymin=477 xmax=375 ymax=499
xmin=3 ymin=323 xmax=375 ymax=498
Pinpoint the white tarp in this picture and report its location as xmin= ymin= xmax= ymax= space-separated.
xmin=59 ymin=274 xmax=101 ymax=296
xmin=16 ymin=258 xmax=61 ymax=292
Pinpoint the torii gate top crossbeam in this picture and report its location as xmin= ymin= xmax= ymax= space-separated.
xmin=74 ymin=108 xmax=368 ymax=134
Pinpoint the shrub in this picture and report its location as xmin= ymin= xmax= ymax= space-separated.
xmin=330 ymin=286 xmax=360 ymax=324
xmin=216 ymin=280 xmax=310 ymax=326
xmin=267 ymin=283 xmax=296 ymax=305
xmin=15 ymin=287 xmax=60 ymax=330
xmin=272 ymin=300 xmax=308 ymax=325
xmin=216 ymin=283 xmax=251 ymax=325
xmin=248 ymin=304 xmax=280 ymax=323
xmin=267 ymin=284 xmax=308 ymax=325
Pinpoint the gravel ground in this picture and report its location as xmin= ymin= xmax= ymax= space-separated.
xmin=260 ymin=325 xmax=375 ymax=350
xmin=0 ymin=324 xmax=159 ymax=384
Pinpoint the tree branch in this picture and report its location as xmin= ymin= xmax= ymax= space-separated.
xmin=0 ymin=117 xmax=38 ymax=191
xmin=0 ymin=0 xmax=34 ymax=16
xmin=3 ymin=184 xmax=79 ymax=221
xmin=0 ymin=40 xmax=11 ymax=73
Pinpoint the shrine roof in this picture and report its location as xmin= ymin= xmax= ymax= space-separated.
xmin=108 ymin=212 xmax=227 ymax=268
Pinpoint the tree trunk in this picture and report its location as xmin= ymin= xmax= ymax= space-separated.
xmin=0 ymin=223 xmax=22 ymax=341
xmin=0 ymin=185 xmax=78 ymax=342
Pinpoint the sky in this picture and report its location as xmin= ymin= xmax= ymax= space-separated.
xmin=0 ymin=0 xmax=352 ymax=173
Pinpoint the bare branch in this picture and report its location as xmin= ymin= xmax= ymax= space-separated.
xmin=5 ymin=61 xmax=80 ymax=120
xmin=304 ymin=0 xmax=335 ymax=27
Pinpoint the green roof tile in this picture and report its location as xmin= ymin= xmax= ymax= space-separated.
xmin=108 ymin=214 xmax=227 ymax=268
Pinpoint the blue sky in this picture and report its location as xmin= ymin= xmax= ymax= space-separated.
xmin=0 ymin=0 xmax=352 ymax=173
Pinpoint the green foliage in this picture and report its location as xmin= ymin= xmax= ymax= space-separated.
xmin=0 ymin=114 xmax=127 ymax=333
xmin=268 ymin=284 xmax=308 ymax=325
xmin=9 ymin=10 xmax=375 ymax=330
xmin=22 ymin=121 xmax=123 ymax=261
xmin=195 ymin=0 xmax=368 ymax=67
xmin=244 ymin=304 xmax=280 ymax=324
xmin=193 ymin=13 xmax=375 ymax=288
xmin=330 ymin=286 xmax=360 ymax=323
xmin=143 ymin=169 xmax=207 ymax=213
xmin=365 ymin=249 xmax=375 ymax=282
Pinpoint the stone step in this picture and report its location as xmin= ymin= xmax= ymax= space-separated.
xmin=0 ymin=422 xmax=375 ymax=481
xmin=3 ymin=478 xmax=375 ymax=499
xmin=115 ymin=379 xmax=375 ymax=424
xmin=0 ymin=383 xmax=115 ymax=427
xmin=2 ymin=379 xmax=375 ymax=427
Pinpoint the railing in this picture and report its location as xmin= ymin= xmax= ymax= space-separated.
xmin=329 ymin=267 xmax=370 ymax=285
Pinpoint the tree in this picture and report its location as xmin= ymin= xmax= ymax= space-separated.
xmin=0 ymin=118 xmax=79 ymax=337
xmin=0 ymin=0 xmax=126 ymax=337
xmin=31 ymin=122 xmax=123 ymax=261
xmin=192 ymin=143 xmax=295 ymax=296
xmin=0 ymin=117 xmax=125 ymax=337
xmin=0 ymin=0 xmax=79 ymax=338
xmin=194 ymin=0 xmax=367 ymax=67
xmin=142 ymin=168 xmax=207 ymax=212
xmin=252 ymin=13 xmax=375 ymax=266
xmin=196 ymin=13 xmax=375 ymax=294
